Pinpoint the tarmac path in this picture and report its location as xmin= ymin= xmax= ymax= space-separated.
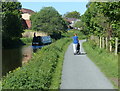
xmin=60 ymin=40 xmax=114 ymax=89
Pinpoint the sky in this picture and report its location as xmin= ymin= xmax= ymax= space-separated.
xmin=20 ymin=2 xmax=88 ymax=15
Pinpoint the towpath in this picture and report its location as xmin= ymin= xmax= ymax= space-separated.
xmin=60 ymin=40 xmax=114 ymax=89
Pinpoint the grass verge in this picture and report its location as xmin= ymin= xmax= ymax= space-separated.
xmin=83 ymin=41 xmax=118 ymax=89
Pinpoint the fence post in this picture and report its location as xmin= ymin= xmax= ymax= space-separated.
xmin=106 ymin=37 xmax=108 ymax=50
xmin=115 ymin=37 xmax=118 ymax=55
xmin=110 ymin=37 xmax=112 ymax=52
xmin=96 ymin=36 xmax=99 ymax=46
xmin=102 ymin=37 xmax=105 ymax=48
xmin=100 ymin=37 xmax=102 ymax=48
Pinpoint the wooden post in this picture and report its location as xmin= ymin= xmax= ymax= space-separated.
xmin=100 ymin=37 xmax=102 ymax=48
xmin=115 ymin=37 xmax=118 ymax=55
xmin=102 ymin=37 xmax=105 ymax=48
xmin=106 ymin=37 xmax=108 ymax=50
xmin=110 ymin=37 xmax=112 ymax=52
xmin=96 ymin=36 xmax=98 ymax=45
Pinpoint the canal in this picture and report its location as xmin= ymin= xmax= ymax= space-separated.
xmin=2 ymin=45 xmax=35 ymax=76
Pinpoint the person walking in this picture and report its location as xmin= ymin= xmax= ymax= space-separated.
xmin=72 ymin=33 xmax=79 ymax=55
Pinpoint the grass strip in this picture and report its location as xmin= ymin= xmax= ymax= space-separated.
xmin=83 ymin=41 xmax=118 ymax=89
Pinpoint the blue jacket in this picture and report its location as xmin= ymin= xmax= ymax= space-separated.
xmin=72 ymin=36 xmax=79 ymax=44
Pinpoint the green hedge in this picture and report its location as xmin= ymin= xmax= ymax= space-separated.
xmin=2 ymin=38 xmax=71 ymax=90
xmin=83 ymin=41 xmax=118 ymax=88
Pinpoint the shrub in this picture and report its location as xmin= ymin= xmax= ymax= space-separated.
xmin=2 ymin=38 xmax=71 ymax=90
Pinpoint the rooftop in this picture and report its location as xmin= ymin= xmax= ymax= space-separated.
xmin=20 ymin=8 xmax=35 ymax=14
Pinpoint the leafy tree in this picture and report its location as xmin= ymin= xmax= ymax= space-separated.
xmin=2 ymin=2 xmax=23 ymax=47
xmin=96 ymin=2 xmax=120 ymax=37
xmin=73 ymin=21 xmax=84 ymax=30
xmin=31 ymin=7 xmax=68 ymax=39
xmin=63 ymin=11 xmax=80 ymax=19
xmin=81 ymin=2 xmax=119 ymax=39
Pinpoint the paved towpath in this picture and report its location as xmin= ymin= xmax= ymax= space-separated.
xmin=60 ymin=40 xmax=114 ymax=89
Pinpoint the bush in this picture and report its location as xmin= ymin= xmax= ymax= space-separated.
xmin=2 ymin=38 xmax=71 ymax=89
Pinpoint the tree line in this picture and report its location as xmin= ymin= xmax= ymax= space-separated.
xmin=75 ymin=2 xmax=120 ymax=54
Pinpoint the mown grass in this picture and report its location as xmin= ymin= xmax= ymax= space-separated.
xmin=83 ymin=41 xmax=118 ymax=88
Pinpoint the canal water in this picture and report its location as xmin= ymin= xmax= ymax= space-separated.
xmin=2 ymin=45 xmax=40 ymax=76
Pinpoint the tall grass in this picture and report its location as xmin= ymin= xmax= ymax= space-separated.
xmin=83 ymin=41 xmax=118 ymax=88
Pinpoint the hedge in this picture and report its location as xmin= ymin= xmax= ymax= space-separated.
xmin=2 ymin=38 xmax=71 ymax=90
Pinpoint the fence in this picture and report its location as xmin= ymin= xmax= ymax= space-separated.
xmin=90 ymin=35 xmax=119 ymax=55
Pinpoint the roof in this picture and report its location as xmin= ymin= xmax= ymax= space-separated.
xmin=20 ymin=8 xmax=35 ymax=14
xmin=65 ymin=18 xmax=78 ymax=22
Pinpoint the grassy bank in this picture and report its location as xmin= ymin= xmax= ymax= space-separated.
xmin=83 ymin=41 xmax=118 ymax=88
xmin=2 ymin=38 xmax=71 ymax=89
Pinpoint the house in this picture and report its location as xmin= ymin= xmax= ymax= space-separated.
xmin=20 ymin=8 xmax=35 ymax=29
xmin=64 ymin=18 xmax=80 ymax=28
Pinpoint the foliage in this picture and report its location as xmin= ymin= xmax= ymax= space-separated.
xmin=23 ymin=29 xmax=35 ymax=32
xmin=62 ymin=29 xmax=86 ymax=39
xmin=80 ymin=2 xmax=120 ymax=38
xmin=20 ymin=37 xmax=33 ymax=44
xmin=30 ymin=7 xmax=68 ymax=35
xmin=63 ymin=11 xmax=80 ymax=19
xmin=2 ymin=2 xmax=23 ymax=48
xmin=83 ymin=41 xmax=118 ymax=88
xmin=2 ymin=2 xmax=23 ymax=39
xmin=2 ymin=38 xmax=71 ymax=89
xmin=73 ymin=21 xmax=84 ymax=29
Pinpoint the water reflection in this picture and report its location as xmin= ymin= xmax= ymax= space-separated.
xmin=2 ymin=45 xmax=44 ymax=76
xmin=2 ymin=45 xmax=33 ymax=76
xmin=2 ymin=47 xmax=22 ymax=76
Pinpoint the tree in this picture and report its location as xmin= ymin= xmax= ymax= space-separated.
xmin=31 ymin=7 xmax=68 ymax=39
xmin=2 ymin=2 xmax=23 ymax=47
xmin=64 ymin=11 xmax=80 ymax=19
